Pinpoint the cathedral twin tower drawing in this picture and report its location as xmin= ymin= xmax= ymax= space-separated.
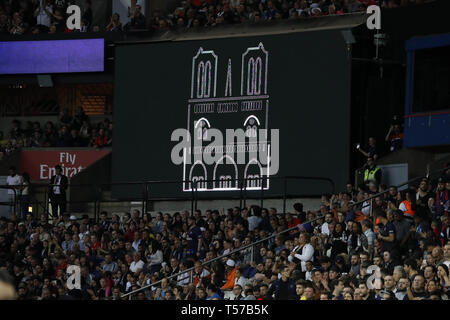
xmin=183 ymin=43 xmax=271 ymax=192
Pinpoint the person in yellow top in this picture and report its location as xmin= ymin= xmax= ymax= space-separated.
xmin=296 ymin=279 xmax=307 ymax=300
xmin=363 ymin=157 xmax=382 ymax=186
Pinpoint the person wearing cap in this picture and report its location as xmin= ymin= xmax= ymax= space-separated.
xmin=379 ymin=289 xmax=397 ymax=300
xmin=221 ymin=259 xmax=238 ymax=291
xmin=48 ymin=165 xmax=68 ymax=218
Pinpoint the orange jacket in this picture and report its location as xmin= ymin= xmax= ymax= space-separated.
xmin=401 ymin=200 xmax=415 ymax=217
xmin=354 ymin=210 xmax=367 ymax=223
xmin=221 ymin=267 xmax=237 ymax=290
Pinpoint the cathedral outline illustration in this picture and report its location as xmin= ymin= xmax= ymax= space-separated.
xmin=182 ymin=43 xmax=271 ymax=192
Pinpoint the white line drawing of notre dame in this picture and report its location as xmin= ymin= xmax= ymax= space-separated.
xmin=183 ymin=43 xmax=271 ymax=192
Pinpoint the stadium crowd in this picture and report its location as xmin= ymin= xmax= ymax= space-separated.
xmin=150 ymin=0 xmax=433 ymax=30
xmin=0 ymin=0 xmax=436 ymax=35
xmin=0 ymin=162 xmax=449 ymax=300
xmin=0 ymin=108 xmax=112 ymax=159
xmin=0 ymin=0 xmax=101 ymax=35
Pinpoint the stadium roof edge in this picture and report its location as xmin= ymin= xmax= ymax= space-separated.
xmin=115 ymin=12 xmax=367 ymax=45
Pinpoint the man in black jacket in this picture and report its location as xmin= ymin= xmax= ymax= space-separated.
xmin=49 ymin=165 xmax=68 ymax=218
xmin=266 ymin=267 xmax=296 ymax=300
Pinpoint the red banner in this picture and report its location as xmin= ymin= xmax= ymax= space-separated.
xmin=21 ymin=149 xmax=111 ymax=180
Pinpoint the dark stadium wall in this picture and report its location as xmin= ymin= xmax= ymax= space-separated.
xmin=112 ymin=30 xmax=351 ymax=199
xmin=349 ymin=0 xmax=450 ymax=170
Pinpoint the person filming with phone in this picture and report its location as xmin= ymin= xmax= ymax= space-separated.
xmin=357 ymin=137 xmax=379 ymax=160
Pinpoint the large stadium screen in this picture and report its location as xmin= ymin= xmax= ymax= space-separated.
xmin=113 ymin=30 xmax=351 ymax=199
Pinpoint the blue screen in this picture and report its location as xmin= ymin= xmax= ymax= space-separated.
xmin=0 ymin=39 xmax=104 ymax=74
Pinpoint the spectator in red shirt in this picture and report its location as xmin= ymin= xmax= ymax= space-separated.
xmin=123 ymin=223 xmax=137 ymax=242
xmin=94 ymin=128 xmax=108 ymax=148
xmin=90 ymin=234 xmax=101 ymax=253
xmin=286 ymin=213 xmax=301 ymax=238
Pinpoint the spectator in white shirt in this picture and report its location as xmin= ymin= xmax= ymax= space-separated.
xmin=177 ymin=261 xmax=191 ymax=287
xmin=361 ymin=219 xmax=375 ymax=254
xmin=288 ymin=232 xmax=314 ymax=272
xmin=321 ymin=213 xmax=334 ymax=236
xmin=247 ymin=206 xmax=263 ymax=232
xmin=129 ymin=252 xmax=144 ymax=274
xmin=34 ymin=0 xmax=53 ymax=28
xmin=18 ymin=172 xmax=30 ymax=220
xmin=146 ymin=241 xmax=164 ymax=274
xmin=234 ymin=267 xmax=248 ymax=288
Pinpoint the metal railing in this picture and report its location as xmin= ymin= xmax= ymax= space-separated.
xmin=0 ymin=175 xmax=334 ymax=221
xmin=349 ymin=165 xmax=449 ymax=210
xmin=191 ymin=175 xmax=335 ymax=213
xmin=121 ymin=165 xmax=449 ymax=299
xmin=121 ymin=213 xmax=326 ymax=299
xmin=0 ymin=185 xmax=18 ymax=217
xmin=348 ymin=165 xmax=449 ymax=227
xmin=41 ymin=180 xmax=197 ymax=221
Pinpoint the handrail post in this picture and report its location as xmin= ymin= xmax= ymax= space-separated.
xmin=45 ymin=184 xmax=49 ymax=220
xmin=193 ymin=179 xmax=197 ymax=213
xmin=190 ymin=180 xmax=195 ymax=215
xmin=370 ymin=198 xmax=375 ymax=226
xmin=243 ymin=177 xmax=247 ymax=208
xmin=142 ymin=182 xmax=148 ymax=217
xmin=283 ymin=177 xmax=287 ymax=214
xmin=97 ymin=184 xmax=102 ymax=222
xmin=12 ymin=188 xmax=17 ymax=219
xmin=260 ymin=176 xmax=264 ymax=208
xmin=239 ymin=179 xmax=243 ymax=210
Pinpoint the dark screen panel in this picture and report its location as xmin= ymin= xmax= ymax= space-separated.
xmin=113 ymin=30 xmax=351 ymax=199
xmin=413 ymin=45 xmax=450 ymax=113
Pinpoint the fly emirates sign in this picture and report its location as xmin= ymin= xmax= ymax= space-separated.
xmin=21 ymin=150 xmax=111 ymax=180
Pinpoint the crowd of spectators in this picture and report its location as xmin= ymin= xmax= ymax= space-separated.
xmin=0 ymin=162 xmax=448 ymax=300
xmin=0 ymin=107 xmax=112 ymax=159
xmin=149 ymin=0 xmax=434 ymax=31
xmin=0 ymin=0 xmax=99 ymax=35
xmin=0 ymin=0 xmax=436 ymax=36
xmin=0 ymin=0 xmax=147 ymax=35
